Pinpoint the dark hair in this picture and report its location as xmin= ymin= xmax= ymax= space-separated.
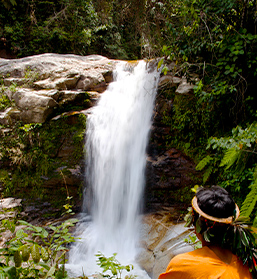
xmin=192 ymin=209 xmax=229 ymax=246
xmin=196 ymin=185 xmax=236 ymax=218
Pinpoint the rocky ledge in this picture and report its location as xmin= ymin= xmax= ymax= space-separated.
xmin=0 ymin=53 xmax=118 ymax=124
xmin=0 ymin=53 xmax=199 ymax=216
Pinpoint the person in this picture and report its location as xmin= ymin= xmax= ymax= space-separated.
xmin=158 ymin=186 xmax=257 ymax=279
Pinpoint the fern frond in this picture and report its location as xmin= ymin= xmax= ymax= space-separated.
xmin=196 ymin=155 xmax=213 ymax=171
xmin=234 ymin=151 xmax=247 ymax=175
xmin=253 ymin=216 xmax=257 ymax=229
xmin=253 ymin=165 xmax=257 ymax=180
xmin=241 ymin=179 xmax=257 ymax=217
xmin=219 ymin=148 xmax=240 ymax=169
xmin=203 ymin=166 xmax=213 ymax=184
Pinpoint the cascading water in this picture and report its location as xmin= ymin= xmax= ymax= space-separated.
xmin=67 ymin=60 xmax=160 ymax=277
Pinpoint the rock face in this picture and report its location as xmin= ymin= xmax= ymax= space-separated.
xmin=12 ymin=88 xmax=58 ymax=123
xmin=0 ymin=53 xmax=198 ymax=214
xmin=0 ymin=53 xmax=117 ymax=124
xmin=144 ymin=71 xmax=200 ymax=212
xmin=138 ymin=212 xmax=194 ymax=279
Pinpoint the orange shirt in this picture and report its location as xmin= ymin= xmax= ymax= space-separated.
xmin=158 ymin=246 xmax=252 ymax=279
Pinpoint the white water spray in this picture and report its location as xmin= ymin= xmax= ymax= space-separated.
xmin=68 ymin=60 xmax=160 ymax=277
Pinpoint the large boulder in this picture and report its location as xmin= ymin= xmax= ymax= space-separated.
xmin=138 ymin=212 xmax=194 ymax=279
xmin=12 ymin=88 xmax=58 ymax=123
xmin=0 ymin=53 xmax=118 ymax=124
xmin=0 ymin=53 xmax=116 ymax=87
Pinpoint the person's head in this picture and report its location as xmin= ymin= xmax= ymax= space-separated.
xmin=196 ymin=185 xmax=236 ymax=218
xmin=189 ymin=186 xmax=239 ymax=246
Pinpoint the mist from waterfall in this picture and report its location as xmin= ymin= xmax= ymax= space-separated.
xmin=67 ymin=60 xmax=160 ymax=277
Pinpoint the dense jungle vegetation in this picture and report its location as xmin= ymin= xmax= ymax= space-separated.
xmin=0 ymin=0 xmax=257 ymax=277
xmin=1 ymin=0 xmax=257 ymax=224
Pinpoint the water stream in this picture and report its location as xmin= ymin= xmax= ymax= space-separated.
xmin=67 ymin=60 xmax=160 ymax=277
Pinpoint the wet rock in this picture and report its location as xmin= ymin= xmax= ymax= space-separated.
xmin=138 ymin=211 xmax=193 ymax=279
xmin=35 ymin=74 xmax=81 ymax=90
xmin=0 ymin=53 xmax=117 ymax=90
xmin=58 ymin=90 xmax=86 ymax=106
xmin=33 ymin=89 xmax=60 ymax=100
xmin=158 ymin=75 xmax=181 ymax=89
xmin=0 ymin=54 xmax=200 ymax=229
xmin=3 ymin=77 xmax=25 ymax=87
xmin=175 ymin=78 xmax=194 ymax=95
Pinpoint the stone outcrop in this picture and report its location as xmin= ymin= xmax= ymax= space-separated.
xmin=0 ymin=53 xmax=117 ymax=124
xmin=0 ymin=197 xmax=22 ymax=220
xmin=12 ymin=88 xmax=58 ymax=123
xmin=0 ymin=53 xmax=198 ymax=213
xmin=138 ymin=212 xmax=194 ymax=279
xmin=144 ymin=69 xmax=200 ymax=212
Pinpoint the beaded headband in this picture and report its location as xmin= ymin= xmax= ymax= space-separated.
xmin=192 ymin=196 xmax=240 ymax=224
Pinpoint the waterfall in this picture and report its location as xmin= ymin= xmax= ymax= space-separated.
xmin=67 ymin=60 xmax=160 ymax=277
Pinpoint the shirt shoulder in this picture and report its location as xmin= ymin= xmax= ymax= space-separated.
xmin=160 ymin=247 xmax=252 ymax=279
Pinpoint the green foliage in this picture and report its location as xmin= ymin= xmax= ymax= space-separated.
xmin=0 ymin=215 xmax=138 ymax=279
xmin=22 ymin=67 xmax=40 ymax=87
xmin=224 ymin=216 xmax=257 ymax=277
xmin=161 ymin=0 xmax=257 ymax=162
xmin=241 ymin=178 xmax=257 ymax=218
xmin=96 ymin=252 xmax=135 ymax=279
xmin=0 ymin=217 xmax=78 ymax=278
xmin=0 ymin=91 xmax=12 ymax=112
xmin=0 ymin=83 xmax=16 ymax=112
xmin=219 ymin=148 xmax=240 ymax=170
xmin=160 ymin=0 xmax=257 ymax=226
xmin=1 ymin=0 xmax=16 ymax=9
xmin=166 ymin=83 xmax=219 ymax=158
xmin=195 ymin=155 xmax=213 ymax=171
xmin=184 ymin=234 xmax=202 ymax=250
xmin=0 ymin=114 xmax=86 ymax=205
xmin=0 ymin=0 xmax=174 ymax=59
xmin=196 ymin=123 xmax=257 ymax=220
xmin=173 ymin=185 xmax=196 ymax=204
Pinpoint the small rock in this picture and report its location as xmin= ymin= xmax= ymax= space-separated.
xmin=0 ymin=197 xmax=22 ymax=209
xmin=175 ymin=78 xmax=194 ymax=95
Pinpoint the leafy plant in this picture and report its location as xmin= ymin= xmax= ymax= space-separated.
xmin=0 ymin=91 xmax=12 ymax=112
xmin=96 ymin=252 xmax=135 ymax=279
xmin=241 ymin=179 xmax=257 ymax=218
xmin=1 ymin=0 xmax=16 ymax=9
xmin=0 ymin=217 xmax=78 ymax=278
xmin=22 ymin=67 xmax=40 ymax=87
xmin=0 ymin=113 xmax=86 ymax=204
xmin=195 ymin=123 xmax=257 ymax=220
